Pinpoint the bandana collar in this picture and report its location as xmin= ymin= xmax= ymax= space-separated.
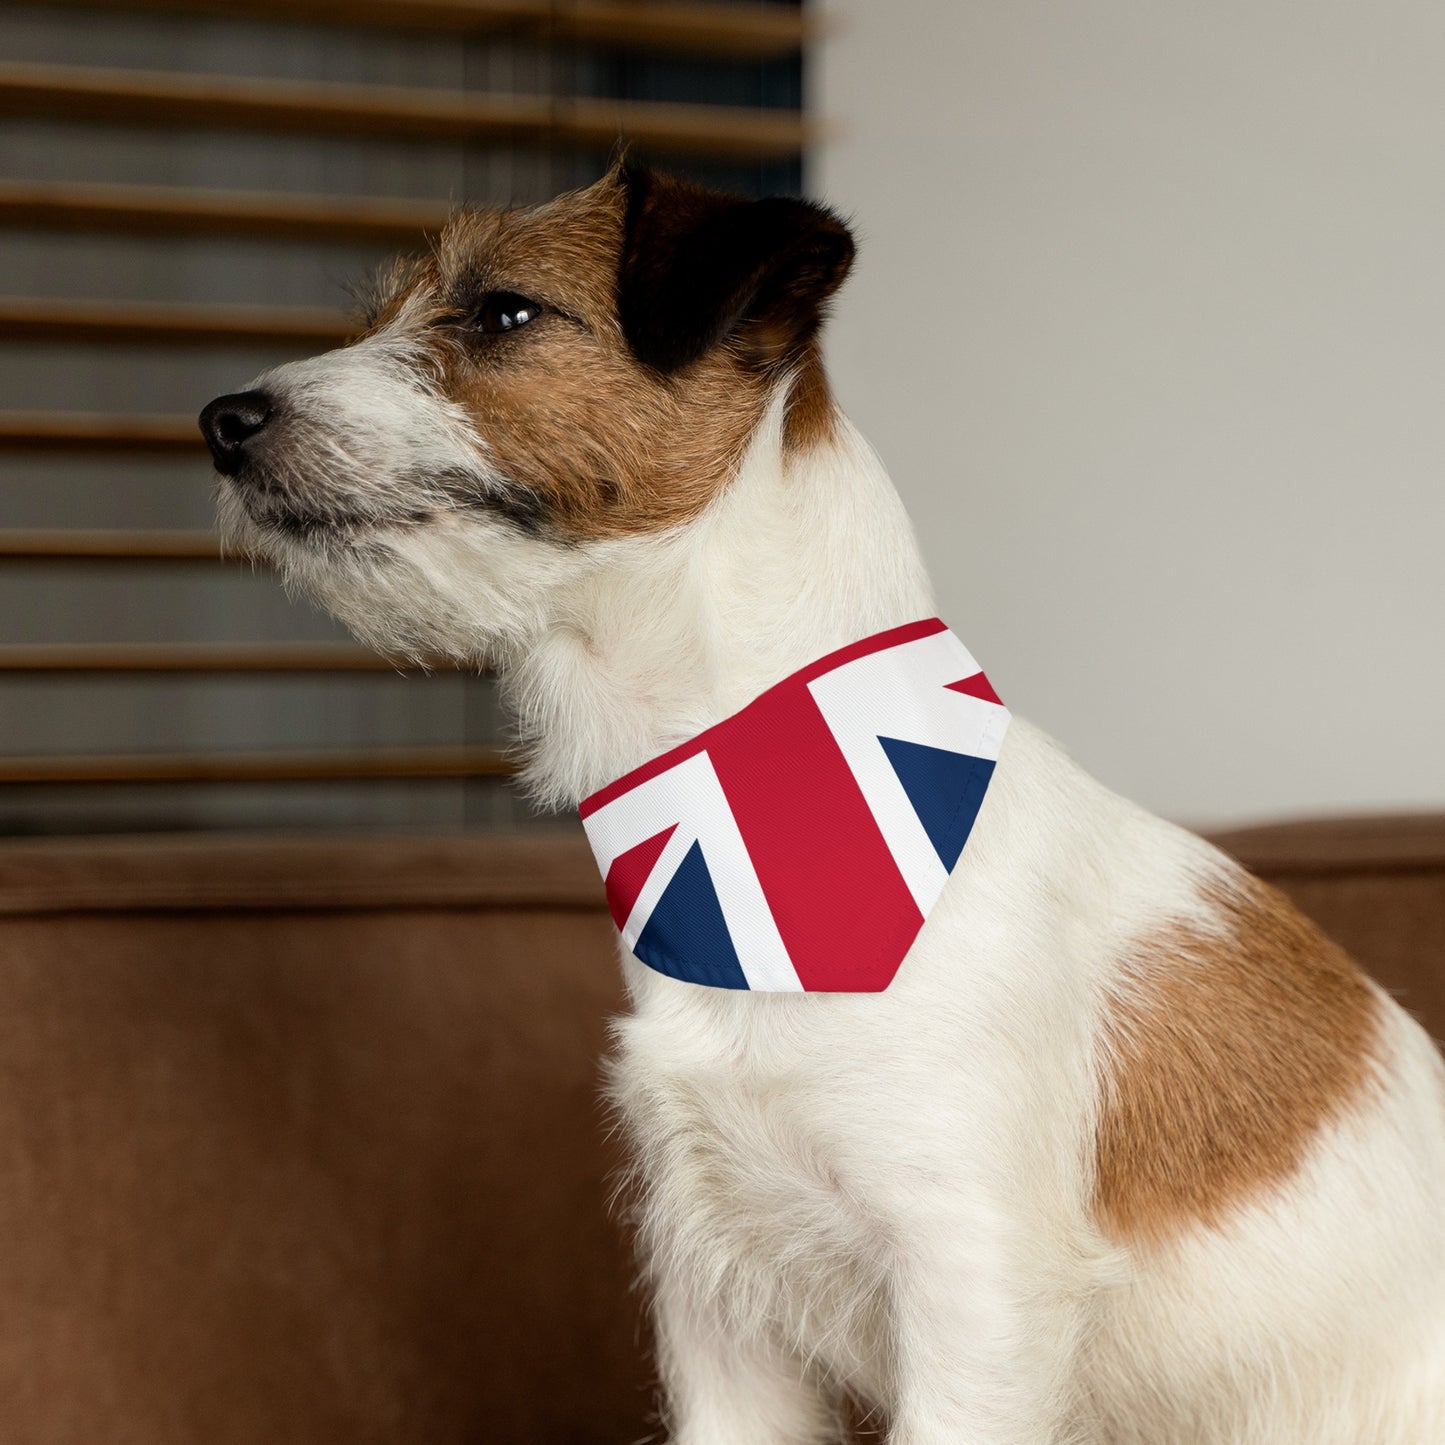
xmin=578 ymin=619 xmax=1009 ymax=992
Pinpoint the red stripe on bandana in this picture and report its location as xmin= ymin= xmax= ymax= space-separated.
xmin=706 ymin=672 xmax=922 ymax=992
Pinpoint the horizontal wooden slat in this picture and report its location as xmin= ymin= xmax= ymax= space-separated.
xmin=0 ymin=529 xmax=222 ymax=560
xmin=0 ymin=61 xmax=812 ymax=161
xmin=0 ymin=297 xmax=352 ymax=348
xmin=0 ymin=831 xmax=602 ymax=916
xmin=0 ymin=411 xmax=201 ymax=453
xmin=547 ymin=0 xmax=810 ymax=57
xmin=0 ymin=642 xmax=407 ymax=672
xmin=0 ymin=0 xmax=810 ymax=59
xmin=0 ymin=744 xmax=513 ymax=783
xmin=0 ymin=179 xmax=449 ymax=245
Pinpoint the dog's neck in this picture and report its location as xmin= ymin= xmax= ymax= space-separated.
xmin=506 ymin=391 xmax=938 ymax=810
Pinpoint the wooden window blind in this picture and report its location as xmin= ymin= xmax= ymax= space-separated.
xmin=0 ymin=0 xmax=809 ymax=834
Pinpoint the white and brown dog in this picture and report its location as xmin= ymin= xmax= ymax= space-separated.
xmin=201 ymin=163 xmax=1445 ymax=1444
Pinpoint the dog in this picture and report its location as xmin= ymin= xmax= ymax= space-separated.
xmin=200 ymin=161 xmax=1445 ymax=1444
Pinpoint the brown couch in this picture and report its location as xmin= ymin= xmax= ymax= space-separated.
xmin=0 ymin=817 xmax=1440 ymax=1443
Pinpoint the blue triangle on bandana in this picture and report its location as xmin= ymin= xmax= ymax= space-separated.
xmin=635 ymin=839 xmax=750 ymax=990
xmin=878 ymin=736 xmax=996 ymax=870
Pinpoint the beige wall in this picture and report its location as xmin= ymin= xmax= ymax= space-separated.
xmin=815 ymin=0 xmax=1445 ymax=826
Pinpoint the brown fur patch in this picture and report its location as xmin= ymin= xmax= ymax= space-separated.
xmin=361 ymin=169 xmax=853 ymax=541
xmin=366 ymin=176 xmax=773 ymax=541
xmin=782 ymin=342 xmax=839 ymax=454
xmin=1094 ymin=872 xmax=1382 ymax=1246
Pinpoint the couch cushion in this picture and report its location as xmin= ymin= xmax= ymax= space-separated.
xmin=0 ymin=831 xmax=646 ymax=1445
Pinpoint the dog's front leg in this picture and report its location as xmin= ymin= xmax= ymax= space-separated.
xmin=653 ymin=1273 xmax=843 ymax=1445
xmin=883 ymin=1193 xmax=1088 ymax=1445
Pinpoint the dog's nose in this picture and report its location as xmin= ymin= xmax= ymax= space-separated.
xmin=199 ymin=390 xmax=273 ymax=475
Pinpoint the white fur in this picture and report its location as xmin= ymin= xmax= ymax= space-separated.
xmin=221 ymin=349 xmax=1445 ymax=1444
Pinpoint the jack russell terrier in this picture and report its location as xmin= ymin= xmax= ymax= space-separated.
xmin=200 ymin=162 xmax=1445 ymax=1444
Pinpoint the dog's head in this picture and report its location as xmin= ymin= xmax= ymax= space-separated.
xmin=200 ymin=162 xmax=854 ymax=661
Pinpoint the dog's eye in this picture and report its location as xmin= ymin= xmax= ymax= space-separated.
xmin=471 ymin=291 xmax=543 ymax=335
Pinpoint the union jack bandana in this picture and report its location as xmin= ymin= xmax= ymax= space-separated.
xmin=578 ymin=619 xmax=1009 ymax=992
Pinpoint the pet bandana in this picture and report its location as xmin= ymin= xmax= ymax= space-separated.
xmin=578 ymin=618 xmax=1009 ymax=992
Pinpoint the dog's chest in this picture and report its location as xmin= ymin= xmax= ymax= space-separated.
xmin=612 ymin=994 xmax=894 ymax=1391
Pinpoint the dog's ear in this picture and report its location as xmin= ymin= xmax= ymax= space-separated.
xmin=616 ymin=162 xmax=855 ymax=375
